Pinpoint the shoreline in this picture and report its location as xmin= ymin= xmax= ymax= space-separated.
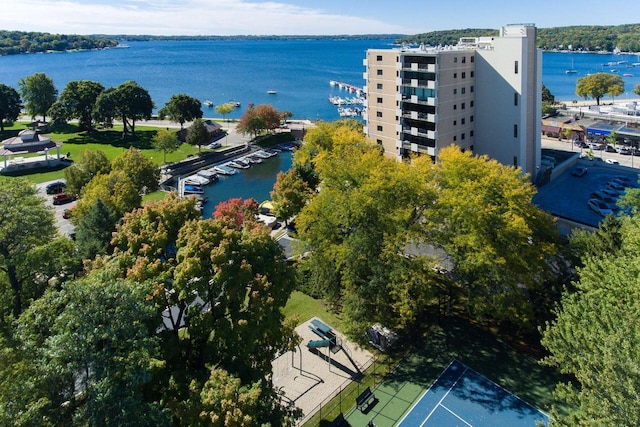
xmin=555 ymin=96 xmax=640 ymax=107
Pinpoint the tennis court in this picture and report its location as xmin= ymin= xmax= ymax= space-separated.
xmin=396 ymin=360 xmax=549 ymax=426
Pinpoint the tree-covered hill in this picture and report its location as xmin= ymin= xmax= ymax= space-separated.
xmin=0 ymin=30 xmax=118 ymax=56
xmin=396 ymin=24 xmax=640 ymax=53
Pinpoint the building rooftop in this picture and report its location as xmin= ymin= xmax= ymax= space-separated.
xmin=534 ymin=157 xmax=639 ymax=229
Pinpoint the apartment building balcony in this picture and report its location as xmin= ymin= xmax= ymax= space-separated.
xmin=401 ymin=111 xmax=436 ymax=122
xmin=401 ymin=95 xmax=436 ymax=107
xmin=401 ymin=63 xmax=436 ymax=73
xmin=401 ymin=79 xmax=436 ymax=90
xmin=401 ymin=126 xmax=437 ymax=140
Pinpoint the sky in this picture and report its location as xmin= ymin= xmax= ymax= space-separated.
xmin=0 ymin=0 xmax=639 ymax=36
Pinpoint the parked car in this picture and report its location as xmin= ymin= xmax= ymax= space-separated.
xmin=574 ymin=140 xmax=588 ymax=148
xmin=604 ymin=145 xmax=617 ymax=153
xmin=605 ymin=158 xmax=619 ymax=165
xmin=599 ymin=188 xmax=619 ymax=198
xmin=570 ymin=167 xmax=588 ymax=177
xmin=62 ymin=207 xmax=75 ymax=219
xmin=46 ymin=181 xmax=66 ymax=195
xmin=206 ymin=141 xmax=222 ymax=149
xmin=52 ymin=193 xmax=76 ymax=205
xmin=606 ymin=181 xmax=626 ymax=193
xmin=618 ymin=147 xmax=631 ymax=155
xmin=590 ymin=191 xmax=618 ymax=209
xmin=588 ymin=199 xmax=613 ymax=217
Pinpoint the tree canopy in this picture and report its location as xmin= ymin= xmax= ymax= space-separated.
xmin=186 ymin=118 xmax=209 ymax=152
xmin=0 ymin=83 xmax=21 ymax=131
xmin=18 ymin=72 xmax=57 ymax=122
xmin=270 ymin=169 xmax=312 ymax=226
xmin=63 ymin=149 xmax=111 ymax=195
xmin=542 ymin=215 xmax=640 ymax=426
xmin=153 ymin=128 xmax=182 ymax=163
xmin=49 ymin=80 xmax=105 ymax=130
xmin=575 ymin=72 xmax=624 ymax=105
xmin=110 ymin=147 xmax=160 ymax=194
xmin=158 ymin=94 xmax=202 ymax=129
xmin=236 ymin=104 xmax=282 ymax=138
xmin=94 ymin=80 xmax=153 ymax=137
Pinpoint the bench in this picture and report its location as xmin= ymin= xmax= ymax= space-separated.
xmin=356 ymin=386 xmax=375 ymax=412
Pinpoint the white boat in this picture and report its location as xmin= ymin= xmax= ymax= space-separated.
xmin=267 ymin=90 xmax=277 ymax=94
xmin=254 ymin=150 xmax=276 ymax=159
xmin=197 ymin=169 xmax=219 ymax=181
xmin=212 ymin=164 xmax=237 ymax=175
xmin=184 ymin=174 xmax=210 ymax=185
xmin=203 ymin=100 xmax=213 ymax=107
xmin=227 ymin=160 xmax=249 ymax=169
xmin=183 ymin=184 xmax=204 ymax=194
xmin=243 ymin=155 xmax=262 ymax=164
xmin=235 ymin=158 xmax=252 ymax=168
xmin=623 ymin=73 xmax=633 ymax=77
xmin=565 ymin=57 xmax=577 ymax=74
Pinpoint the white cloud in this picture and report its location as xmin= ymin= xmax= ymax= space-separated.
xmin=0 ymin=0 xmax=409 ymax=35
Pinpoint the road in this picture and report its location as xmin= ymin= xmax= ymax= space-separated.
xmin=36 ymin=180 xmax=76 ymax=239
xmin=542 ymin=136 xmax=640 ymax=169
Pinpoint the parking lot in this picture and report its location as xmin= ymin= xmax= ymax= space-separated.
xmin=36 ymin=180 xmax=76 ymax=239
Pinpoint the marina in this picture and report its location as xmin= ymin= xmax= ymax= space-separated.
xmin=328 ymin=80 xmax=366 ymax=117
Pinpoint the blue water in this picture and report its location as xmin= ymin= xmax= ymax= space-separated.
xmin=0 ymin=39 xmax=394 ymax=121
xmin=542 ymin=51 xmax=640 ymax=101
xmin=2 ymin=40 xmax=639 ymax=117
xmin=200 ymin=150 xmax=293 ymax=218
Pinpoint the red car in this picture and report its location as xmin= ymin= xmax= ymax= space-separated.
xmin=53 ymin=193 xmax=76 ymax=205
xmin=62 ymin=207 xmax=75 ymax=219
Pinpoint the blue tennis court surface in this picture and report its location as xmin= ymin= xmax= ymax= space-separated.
xmin=397 ymin=360 xmax=549 ymax=426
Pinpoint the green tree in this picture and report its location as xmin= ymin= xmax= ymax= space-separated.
xmin=633 ymin=83 xmax=640 ymax=97
xmin=542 ymin=83 xmax=555 ymax=104
xmin=94 ymin=80 xmax=153 ymax=137
xmin=186 ymin=118 xmax=209 ymax=153
xmin=111 ymin=147 xmax=160 ymax=194
xmin=48 ymin=80 xmax=104 ymax=130
xmin=270 ymin=169 xmax=312 ymax=226
xmin=430 ymin=146 xmax=559 ymax=328
xmin=6 ymin=272 xmax=169 ymax=426
xmin=18 ymin=72 xmax=57 ymax=122
xmin=75 ymin=170 xmax=141 ymax=219
xmin=110 ymin=195 xmax=297 ymax=424
xmin=575 ymin=72 xmax=624 ymax=105
xmin=214 ymin=102 xmax=234 ymax=122
xmin=158 ymin=94 xmax=202 ymax=129
xmin=541 ymin=215 xmax=640 ymax=426
xmin=0 ymin=83 xmax=21 ymax=131
xmin=153 ymin=128 xmax=182 ymax=163
xmin=0 ymin=178 xmax=57 ymax=319
xmin=295 ymin=126 xmax=439 ymax=333
xmin=63 ymin=149 xmax=111 ymax=195
xmin=74 ymin=198 xmax=119 ymax=260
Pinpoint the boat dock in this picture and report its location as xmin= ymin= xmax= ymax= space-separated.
xmin=329 ymin=80 xmax=366 ymax=117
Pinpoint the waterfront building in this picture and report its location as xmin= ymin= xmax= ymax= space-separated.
xmin=363 ymin=24 xmax=542 ymax=176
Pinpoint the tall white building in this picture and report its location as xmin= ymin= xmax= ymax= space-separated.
xmin=363 ymin=24 xmax=542 ymax=176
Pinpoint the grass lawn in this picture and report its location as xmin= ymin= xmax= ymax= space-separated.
xmin=1 ymin=121 xmax=200 ymax=184
xmin=282 ymin=291 xmax=344 ymax=331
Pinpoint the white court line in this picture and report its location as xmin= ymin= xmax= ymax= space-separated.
xmin=440 ymin=403 xmax=473 ymax=427
xmin=419 ymin=366 xmax=469 ymax=427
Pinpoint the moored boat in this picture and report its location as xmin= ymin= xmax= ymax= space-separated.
xmin=213 ymin=164 xmax=237 ymax=175
xmin=183 ymin=184 xmax=204 ymax=194
xmin=228 ymin=160 xmax=249 ymax=169
xmin=185 ymin=174 xmax=211 ymax=186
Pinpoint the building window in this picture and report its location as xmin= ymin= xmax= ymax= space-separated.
xmin=462 ymin=72 xmax=466 ymax=79
xmin=453 ymin=136 xmax=457 ymax=141
xmin=377 ymin=83 xmax=383 ymax=89
xmin=513 ymin=124 xmax=518 ymax=137
xmin=461 ymin=102 xmax=466 ymax=110
xmin=470 ymin=115 xmax=474 ymax=122
xmin=453 ymin=88 xmax=457 ymax=95
xmin=461 ymin=87 xmax=466 ymax=94
xmin=377 ymin=125 xmax=383 ymax=131
xmin=377 ymin=97 xmax=383 ymax=104
xmin=453 ymin=73 xmax=457 ymax=79
xmin=470 ymin=71 xmax=474 ymax=78
xmin=453 ymin=104 xmax=457 ymax=110
xmin=376 ymin=55 xmax=383 ymax=61
xmin=513 ymin=156 xmax=518 ymax=167
xmin=454 ymin=57 xmax=458 ymax=63
xmin=376 ymin=111 xmax=382 ymax=117
xmin=461 ymin=133 xmax=465 ymax=140
xmin=461 ymin=118 xmax=465 ymax=125
xmin=453 ymin=120 xmax=457 ymax=126
xmin=514 ymin=61 xmax=519 ymax=74
xmin=470 ymin=56 xmax=474 ymax=62
xmin=462 ymin=56 xmax=466 ymax=64
xmin=470 ymin=85 xmax=474 ymax=93
xmin=470 ymin=130 xmax=474 ymax=137
xmin=377 ymin=69 xmax=383 ymax=75
xmin=470 ymin=101 xmax=474 ymax=107
xmin=514 ymin=92 xmax=518 ymax=105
